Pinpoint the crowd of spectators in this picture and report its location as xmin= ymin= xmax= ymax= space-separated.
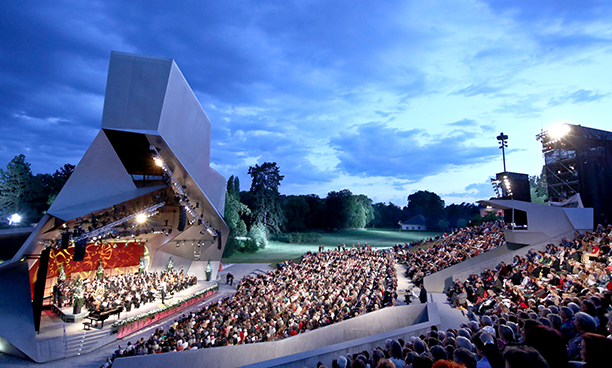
xmin=318 ymin=225 xmax=612 ymax=368
xmin=102 ymin=221 xmax=612 ymax=368
xmin=103 ymin=248 xmax=397 ymax=366
xmin=396 ymin=222 xmax=506 ymax=286
xmin=55 ymin=269 xmax=197 ymax=312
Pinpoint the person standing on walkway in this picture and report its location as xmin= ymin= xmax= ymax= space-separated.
xmin=419 ymin=283 xmax=428 ymax=303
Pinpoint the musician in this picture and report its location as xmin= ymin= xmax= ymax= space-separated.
xmin=161 ymin=280 xmax=167 ymax=305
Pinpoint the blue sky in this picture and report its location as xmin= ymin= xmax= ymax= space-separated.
xmin=1 ymin=0 xmax=612 ymax=206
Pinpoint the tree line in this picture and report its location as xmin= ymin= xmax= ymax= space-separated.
xmin=223 ymin=162 xmax=490 ymax=257
xmin=0 ymin=156 xmax=545 ymax=256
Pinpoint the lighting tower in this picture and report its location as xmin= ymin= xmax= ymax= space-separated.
xmin=497 ymin=132 xmax=508 ymax=172
xmin=536 ymin=123 xmax=612 ymax=226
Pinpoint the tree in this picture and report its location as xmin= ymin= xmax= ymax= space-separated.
xmin=0 ymin=154 xmax=38 ymax=223
xmin=248 ymin=222 xmax=268 ymax=249
xmin=347 ymin=194 xmax=374 ymax=228
xmin=324 ymin=190 xmax=374 ymax=230
xmin=0 ymin=155 xmax=74 ymax=225
xmin=407 ymin=190 xmax=446 ymax=230
xmin=223 ymin=176 xmax=250 ymax=257
xmin=325 ymin=189 xmax=352 ymax=230
xmin=530 ymin=168 xmax=548 ymax=205
xmin=248 ymin=162 xmax=285 ymax=233
xmin=446 ymin=202 xmax=479 ymax=229
xmin=43 ymin=163 xmax=75 ymax=206
xmin=371 ymin=202 xmax=407 ymax=228
xmin=303 ymin=194 xmax=326 ymax=229
xmin=281 ymin=195 xmax=310 ymax=232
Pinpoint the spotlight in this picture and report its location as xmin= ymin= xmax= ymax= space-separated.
xmin=136 ymin=213 xmax=147 ymax=224
xmin=154 ymin=157 xmax=164 ymax=167
xmin=548 ymin=124 xmax=570 ymax=139
xmin=8 ymin=213 xmax=21 ymax=225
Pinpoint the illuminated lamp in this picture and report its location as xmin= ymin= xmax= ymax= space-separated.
xmin=136 ymin=213 xmax=147 ymax=224
xmin=154 ymin=157 xmax=164 ymax=167
xmin=8 ymin=213 xmax=21 ymax=225
xmin=548 ymin=124 xmax=570 ymax=139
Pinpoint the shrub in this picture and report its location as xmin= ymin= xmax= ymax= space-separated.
xmin=249 ymin=222 xmax=269 ymax=249
xmin=242 ymin=238 xmax=259 ymax=253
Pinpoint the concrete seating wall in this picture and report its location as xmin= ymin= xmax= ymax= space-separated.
xmin=111 ymin=303 xmax=440 ymax=368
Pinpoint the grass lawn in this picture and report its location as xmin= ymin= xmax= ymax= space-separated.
xmin=221 ymin=228 xmax=441 ymax=266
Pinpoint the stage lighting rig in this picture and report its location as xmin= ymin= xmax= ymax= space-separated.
xmin=149 ymin=145 xmax=217 ymax=237
xmin=71 ymin=202 xmax=165 ymax=243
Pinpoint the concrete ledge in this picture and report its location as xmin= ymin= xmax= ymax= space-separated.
xmin=451 ymin=235 xmax=566 ymax=283
xmin=423 ymin=244 xmax=517 ymax=293
xmin=112 ymin=303 xmax=441 ymax=368
xmin=242 ymin=303 xmax=440 ymax=368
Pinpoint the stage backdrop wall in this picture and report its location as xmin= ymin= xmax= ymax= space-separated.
xmin=28 ymin=242 xmax=147 ymax=298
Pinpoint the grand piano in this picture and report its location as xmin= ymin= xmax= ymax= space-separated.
xmin=87 ymin=306 xmax=123 ymax=328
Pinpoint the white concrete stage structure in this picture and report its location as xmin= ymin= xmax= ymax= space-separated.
xmin=0 ymin=52 xmax=228 ymax=362
xmin=478 ymin=199 xmax=593 ymax=245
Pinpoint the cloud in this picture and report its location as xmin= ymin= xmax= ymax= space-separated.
xmin=329 ymin=122 xmax=498 ymax=181
xmin=494 ymin=94 xmax=543 ymax=117
xmin=442 ymin=180 xmax=496 ymax=201
xmin=453 ymin=84 xmax=502 ymax=97
xmin=447 ymin=119 xmax=477 ymax=127
xmin=548 ymin=89 xmax=608 ymax=106
xmin=1 ymin=0 xmax=611 ymax=208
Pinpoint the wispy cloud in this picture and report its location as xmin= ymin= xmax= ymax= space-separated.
xmin=549 ymin=89 xmax=608 ymax=106
xmin=330 ymin=122 xmax=498 ymax=181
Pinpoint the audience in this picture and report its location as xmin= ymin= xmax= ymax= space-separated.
xmin=104 ymin=222 xmax=612 ymax=368
xmin=396 ymin=222 xmax=506 ymax=286
xmin=105 ymin=248 xmax=397 ymax=366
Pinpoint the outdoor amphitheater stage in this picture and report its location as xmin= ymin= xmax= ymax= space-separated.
xmin=34 ymin=280 xmax=218 ymax=362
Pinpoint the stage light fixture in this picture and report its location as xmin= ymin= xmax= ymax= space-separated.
xmin=150 ymin=145 xmax=218 ymax=238
xmin=8 ymin=213 xmax=21 ymax=225
xmin=136 ymin=213 xmax=147 ymax=224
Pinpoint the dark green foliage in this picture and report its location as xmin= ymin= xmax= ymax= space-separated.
xmin=322 ymin=190 xmax=376 ymax=230
xmin=406 ymin=190 xmax=446 ymax=230
xmin=470 ymin=210 xmax=502 ymax=226
xmin=248 ymin=162 xmax=285 ymax=233
xmin=445 ymin=202 xmax=480 ymax=229
xmin=248 ymin=222 xmax=268 ymax=249
xmin=0 ymin=155 xmax=73 ymax=224
xmin=242 ymin=238 xmax=259 ymax=253
xmin=223 ymin=176 xmax=251 ymax=257
xmin=529 ymin=168 xmax=548 ymax=204
xmin=281 ymin=195 xmax=310 ymax=232
xmin=324 ymin=189 xmax=352 ymax=230
xmin=303 ymin=194 xmax=326 ymax=229
xmin=370 ymin=202 xmax=408 ymax=228
xmin=274 ymin=232 xmax=322 ymax=243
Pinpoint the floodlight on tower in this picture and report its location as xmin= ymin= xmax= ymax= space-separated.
xmin=548 ymin=124 xmax=571 ymax=140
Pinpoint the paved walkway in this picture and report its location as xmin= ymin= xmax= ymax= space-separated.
xmin=394 ymin=262 xmax=469 ymax=330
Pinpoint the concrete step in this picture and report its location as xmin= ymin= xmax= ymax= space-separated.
xmin=65 ymin=329 xmax=110 ymax=357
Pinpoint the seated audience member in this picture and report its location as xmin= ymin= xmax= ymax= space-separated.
xmin=580 ymin=332 xmax=612 ymax=367
xmin=502 ymin=345 xmax=549 ymax=368
xmin=524 ymin=325 xmax=570 ymax=368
